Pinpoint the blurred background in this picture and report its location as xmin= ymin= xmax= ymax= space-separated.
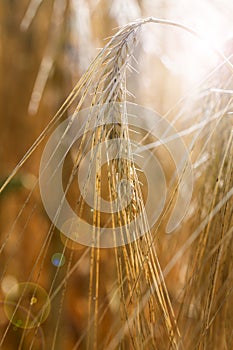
xmin=0 ymin=0 xmax=233 ymax=349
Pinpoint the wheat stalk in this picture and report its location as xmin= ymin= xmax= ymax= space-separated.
xmin=1 ymin=16 xmax=233 ymax=350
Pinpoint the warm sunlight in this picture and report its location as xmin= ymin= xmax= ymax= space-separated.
xmin=1 ymin=1 xmax=233 ymax=349
xmin=177 ymin=2 xmax=233 ymax=83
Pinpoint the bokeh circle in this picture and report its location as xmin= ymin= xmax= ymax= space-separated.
xmin=4 ymin=282 xmax=51 ymax=329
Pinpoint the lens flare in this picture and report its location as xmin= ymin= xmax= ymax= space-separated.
xmin=4 ymin=283 xmax=51 ymax=329
xmin=51 ymin=253 xmax=66 ymax=267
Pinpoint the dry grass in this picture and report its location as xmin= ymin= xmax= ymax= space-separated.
xmin=0 ymin=4 xmax=233 ymax=350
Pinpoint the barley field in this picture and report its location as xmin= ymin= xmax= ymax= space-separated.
xmin=0 ymin=1 xmax=233 ymax=349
